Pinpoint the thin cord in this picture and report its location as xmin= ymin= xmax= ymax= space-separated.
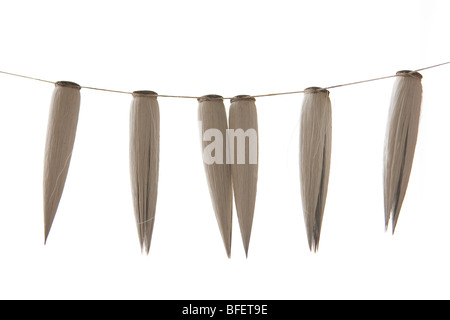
xmin=79 ymin=85 xmax=132 ymax=95
xmin=413 ymin=61 xmax=450 ymax=72
xmin=0 ymin=70 xmax=55 ymax=85
xmin=325 ymin=74 xmax=398 ymax=90
xmin=157 ymin=94 xmax=200 ymax=99
xmin=0 ymin=61 xmax=449 ymax=99
xmin=248 ymin=74 xmax=398 ymax=98
xmin=251 ymin=90 xmax=306 ymax=98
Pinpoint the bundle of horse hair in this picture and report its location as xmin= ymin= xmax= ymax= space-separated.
xmin=198 ymin=95 xmax=233 ymax=257
xmin=39 ymin=67 xmax=428 ymax=256
xmin=43 ymin=81 xmax=81 ymax=243
xmin=129 ymin=91 xmax=160 ymax=254
xmin=229 ymin=95 xmax=258 ymax=257
xmin=384 ymin=70 xmax=423 ymax=233
xmin=299 ymin=87 xmax=332 ymax=252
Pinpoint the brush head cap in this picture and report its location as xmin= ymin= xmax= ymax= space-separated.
xmin=198 ymin=94 xmax=223 ymax=102
xmin=231 ymin=95 xmax=256 ymax=103
xmin=396 ymin=70 xmax=423 ymax=79
xmin=304 ymin=87 xmax=329 ymax=95
xmin=55 ymin=81 xmax=81 ymax=90
xmin=132 ymin=90 xmax=158 ymax=97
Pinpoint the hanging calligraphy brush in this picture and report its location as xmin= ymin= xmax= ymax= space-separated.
xmin=228 ymin=95 xmax=258 ymax=257
xmin=198 ymin=95 xmax=233 ymax=258
xmin=299 ymin=87 xmax=332 ymax=252
xmin=43 ymin=81 xmax=81 ymax=243
xmin=384 ymin=70 xmax=423 ymax=233
xmin=129 ymin=91 xmax=160 ymax=254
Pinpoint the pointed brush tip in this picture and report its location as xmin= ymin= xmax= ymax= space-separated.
xmin=308 ymin=240 xmax=319 ymax=253
xmin=307 ymin=239 xmax=318 ymax=253
xmin=391 ymin=217 xmax=399 ymax=235
xmin=143 ymin=240 xmax=151 ymax=256
xmin=141 ymin=246 xmax=151 ymax=256
xmin=243 ymin=243 xmax=250 ymax=259
xmin=384 ymin=217 xmax=390 ymax=232
xmin=44 ymin=224 xmax=50 ymax=240
xmin=225 ymin=238 xmax=232 ymax=259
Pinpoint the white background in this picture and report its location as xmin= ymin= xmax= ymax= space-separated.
xmin=0 ymin=0 xmax=449 ymax=300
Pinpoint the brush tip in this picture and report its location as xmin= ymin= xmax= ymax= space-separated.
xmin=44 ymin=227 xmax=50 ymax=245
xmin=243 ymin=241 xmax=250 ymax=258
xmin=225 ymin=243 xmax=232 ymax=259
xmin=392 ymin=221 xmax=398 ymax=235
xmin=308 ymin=239 xmax=320 ymax=253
